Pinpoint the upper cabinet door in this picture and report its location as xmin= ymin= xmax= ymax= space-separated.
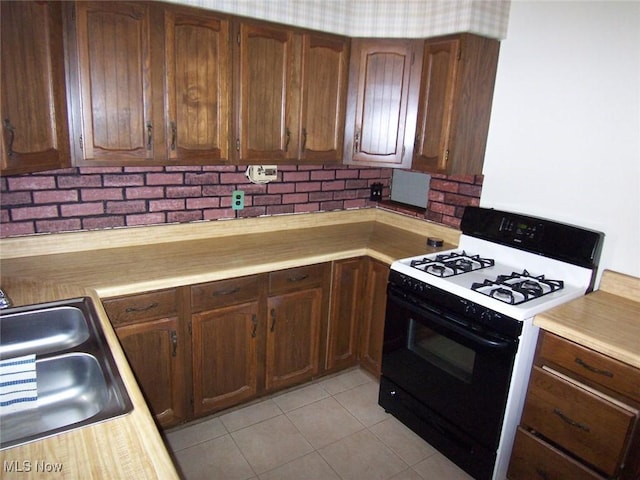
xmin=164 ymin=9 xmax=232 ymax=163
xmin=412 ymin=34 xmax=499 ymax=175
xmin=1 ymin=1 xmax=70 ymax=175
xmin=413 ymin=38 xmax=459 ymax=173
xmin=75 ymin=1 xmax=153 ymax=161
xmin=237 ymin=23 xmax=296 ymax=162
xmin=344 ymin=39 xmax=422 ymax=169
xmin=299 ymin=34 xmax=349 ymax=163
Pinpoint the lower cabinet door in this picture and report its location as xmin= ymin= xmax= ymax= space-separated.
xmin=508 ymin=428 xmax=605 ymax=480
xmin=115 ymin=317 xmax=186 ymax=427
xmin=191 ymin=302 xmax=260 ymax=416
xmin=266 ymin=288 xmax=322 ymax=391
xmin=359 ymin=259 xmax=389 ymax=377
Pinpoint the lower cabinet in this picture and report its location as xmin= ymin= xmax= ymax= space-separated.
xmin=102 ymin=288 xmax=188 ymax=428
xmin=190 ymin=274 xmax=265 ymax=417
xmin=358 ymin=258 xmax=389 ymax=377
xmin=103 ymin=257 xmax=390 ymax=428
xmin=508 ymin=331 xmax=640 ymax=480
xmin=266 ymin=264 xmax=330 ymax=390
xmin=326 ymin=258 xmax=364 ymax=372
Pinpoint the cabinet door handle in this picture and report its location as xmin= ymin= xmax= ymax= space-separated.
xmin=170 ymin=121 xmax=177 ymax=151
xmin=553 ymin=408 xmax=590 ymax=432
xmin=251 ymin=314 xmax=258 ymax=338
xmin=287 ymin=274 xmax=308 ymax=283
xmin=270 ymin=308 xmax=276 ymax=332
xmin=212 ymin=287 xmax=240 ymax=297
xmin=284 ymin=127 xmax=291 ymax=152
xmin=125 ymin=302 xmax=158 ymax=313
xmin=170 ymin=330 xmax=178 ymax=357
xmin=575 ymin=357 xmax=614 ymax=377
xmin=301 ymin=128 xmax=307 ymax=152
xmin=146 ymin=122 xmax=153 ymax=150
xmin=3 ymin=118 xmax=15 ymax=157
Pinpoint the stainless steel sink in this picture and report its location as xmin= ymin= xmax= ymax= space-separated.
xmin=0 ymin=298 xmax=132 ymax=450
xmin=0 ymin=306 xmax=90 ymax=358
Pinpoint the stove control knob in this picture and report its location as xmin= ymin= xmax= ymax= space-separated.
xmin=481 ymin=310 xmax=493 ymax=323
xmin=464 ymin=304 xmax=477 ymax=316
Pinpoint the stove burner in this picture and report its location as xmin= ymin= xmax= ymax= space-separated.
xmin=472 ymin=270 xmax=564 ymax=305
xmin=410 ymin=251 xmax=495 ymax=278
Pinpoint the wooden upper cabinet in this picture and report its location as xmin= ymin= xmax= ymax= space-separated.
xmin=74 ymin=1 xmax=153 ymax=162
xmin=344 ymin=39 xmax=423 ymax=169
xmin=412 ymin=34 xmax=499 ymax=174
xmin=237 ymin=22 xmax=296 ymax=162
xmin=299 ymin=34 xmax=348 ymax=163
xmin=164 ymin=8 xmax=232 ymax=163
xmin=1 ymin=1 xmax=70 ymax=175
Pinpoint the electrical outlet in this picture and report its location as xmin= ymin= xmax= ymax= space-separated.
xmin=232 ymin=190 xmax=245 ymax=210
xmin=370 ymin=182 xmax=383 ymax=201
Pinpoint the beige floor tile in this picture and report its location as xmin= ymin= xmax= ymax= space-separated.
xmin=413 ymin=452 xmax=474 ymax=480
xmin=231 ymin=414 xmax=314 ymax=474
xmin=258 ymin=452 xmax=340 ymax=480
xmin=334 ymin=381 xmax=389 ymax=426
xmin=319 ymin=367 xmax=373 ymax=395
xmin=165 ymin=416 xmax=227 ymax=452
xmin=319 ymin=429 xmax=407 ymax=480
xmin=369 ymin=417 xmax=437 ymax=466
xmin=173 ymin=434 xmax=255 ymax=480
xmin=389 ymin=468 xmax=425 ymax=480
xmin=272 ymin=383 xmax=330 ymax=412
xmin=286 ymin=396 xmax=364 ymax=448
xmin=220 ymin=399 xmax=283 ymax=432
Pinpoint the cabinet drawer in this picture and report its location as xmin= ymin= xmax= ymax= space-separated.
xmin=539 ymin=332 xmax=640 ymax=402
xmin=103 ymin=289 xmax=178 ymax=326
xmin=269 ymin=264 xmax=326 ymax=294
xmin=508 ymin=427 xmax=605 ymax=480
xmin=522 ymin=366 xmax=636 ymax=477
xmin=192 ymin=275 xmax=263 ymax=312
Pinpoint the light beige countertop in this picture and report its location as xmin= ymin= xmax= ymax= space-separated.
xmin=534 ymin=270 xmax=640 ymax=369
xmin=0 ymin=208 xmax=458 ymax=479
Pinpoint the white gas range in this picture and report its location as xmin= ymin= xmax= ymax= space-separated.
xmin=380 ymin=207 xmax=604 ymax=480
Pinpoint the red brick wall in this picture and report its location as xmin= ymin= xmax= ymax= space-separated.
xmin=0 ymin=166 xmax=481 ymax=238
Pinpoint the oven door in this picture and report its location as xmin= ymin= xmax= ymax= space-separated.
xmin=381 ymin=286 xmax=518 ymax=451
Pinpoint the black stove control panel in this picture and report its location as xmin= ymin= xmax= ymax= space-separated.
xmin=388 ymin=270 xmax=523 ymax=340
xmin=461 ymin=206 xmax=604 ymax=272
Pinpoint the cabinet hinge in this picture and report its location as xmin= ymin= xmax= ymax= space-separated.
xmin=79 ymin=135 xmax=83 ymax=151
xmin=411 ymin=51 xmax=415 ymax=66
xmin=445 ymin=149 xmax=450 ymax=161
xmin=188 ymin=321 xmax=192 ymax=336
xmin=236 ymin=138 xmax=240 ymax=151
xmin=457 ymin=47 xmax=462 ymax=61
xmin=237 ymin=32 xmax=241 ymax=45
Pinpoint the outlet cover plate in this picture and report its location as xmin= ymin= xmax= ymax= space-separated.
xmin=232 ymin=190 xmax=245 ymax=210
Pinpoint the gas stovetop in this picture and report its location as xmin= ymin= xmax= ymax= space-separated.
xmin=391 ymin=207 xmax=604 ymax=321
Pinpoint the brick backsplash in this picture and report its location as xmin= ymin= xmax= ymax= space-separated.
xmin=0 ymin=166 xmax=481 ymax=238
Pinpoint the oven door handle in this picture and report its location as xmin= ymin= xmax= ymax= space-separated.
xmin=389 ymin=292 xmax=515 ymax=351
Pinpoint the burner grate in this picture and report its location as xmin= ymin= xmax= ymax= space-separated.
xmin=472 ymin=270 xmax=564 ymax=305
xmin=410 ymin=251 xmax=495 ymax=278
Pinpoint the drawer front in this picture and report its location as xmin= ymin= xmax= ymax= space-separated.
xmin=103 ymin=289 xmax=178 ymax=326
xmin=269 ymin=264 xmax=326 ymax=294
xmin=508 ymin=427 xmax=605 ymax=480
xmin=522 ymin=366 xmax=636 ymax=477
xmin=192 ymin=275 xmax=263 ymax=312
xmin=539 ymin=332 xmax=640 ymax=402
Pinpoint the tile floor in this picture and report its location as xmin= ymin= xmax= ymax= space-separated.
xmin=164 ymin=368 xmax=473 ymax=480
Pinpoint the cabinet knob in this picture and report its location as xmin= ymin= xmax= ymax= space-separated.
xmin=3 ymin=118 xmax=15 ymax=157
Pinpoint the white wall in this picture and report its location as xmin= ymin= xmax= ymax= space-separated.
xmin=482 ymin=1 xmax=640 ymax=279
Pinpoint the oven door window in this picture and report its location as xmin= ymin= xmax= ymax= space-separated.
xmin=407 ymin=318 xmax=475 ymax=383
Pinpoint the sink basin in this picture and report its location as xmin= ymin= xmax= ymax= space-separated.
xmin=0 ymin=306 xmax=90 ymax=358
xmin=0 ymin=298 xmax=132 ymax=450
